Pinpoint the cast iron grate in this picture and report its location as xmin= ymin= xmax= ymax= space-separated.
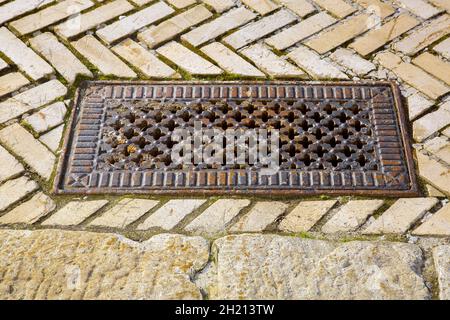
xmin=54 ymin=81 xmax=418 ymax=196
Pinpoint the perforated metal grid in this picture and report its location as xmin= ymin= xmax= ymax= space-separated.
xmin=54 ymin=81 xmax=418 ymax=196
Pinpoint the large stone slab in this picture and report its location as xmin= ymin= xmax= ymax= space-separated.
xmin=210 ymin=234 xmax=430 ymax=299
xmin=0 ymin=230 xmax=209 ymax=299
xmin=433 ymin=245 xmax=450 ymax=300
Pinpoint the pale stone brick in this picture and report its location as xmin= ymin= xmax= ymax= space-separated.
xmin=132 ymin=0 xmax=153 ymax=5
xmin=321 ymin=200 xmax=384 ymax=233
xmin=329 ymin=48 xmax=376 ymax=75
xmin=0 ymin=72 xmax=29 ymax=97
xmin=0 ymin=0 xmax=53 ymax=25
xmin=240 ymin=43 xmax=305 ymax=78
xmin=201 ymin=42 xmax=265 ymax=77
xmin=55 ymin=0 xmax=134 ymax=39
xmin=90 ymin=199 xmax=159 ymax=228
xmin=39 ymin=125 xmax=64 ymax=152
xmin=112 ymin=39 xmax=179 ymax=78
xmin=429 ymin=0 xmax=450 ymax=13
xmin=0 ymin=124 xmax=56 ymax=179
xmin=242 ymin=0 xmax=279 ymax=15
xmin=166 ymin=0 xmax=196 ymax=8
xmin=42 ymin=200 xmax=109 ymax=226
xmin=288 ymin=46 xmax=348 ymax=79
xmin=305 ymin=13 xmax=372 ymax=54
xmin=0 ymin=27 xmax=53 ymax=81
xmin=201 ymin=0 xmax=235 ymax=12
xmin=185 ymin=199 xmax=251 ymax=235
xmin=0 ymin=80 xmax=67 ymax=124
xmin=0 ymin=145 xmax=23 ymax=183
xmin=24 ymin=102 xmax=66 ymax=133
xmin=363 ymin=198 xmax=439 ymax=234
xmin=413 ymin=52 xmax=450 ymax=85
xmin=96 ymin=1 xmax=174 ymax=44
xmin=156 ymin=41 xmax=223 ymax=75
xmin=413 ymin=101 xmax=450 ymax=141
xmin=0 ymin=192 xmax=55 ymax=225
xmin=434 ymin=38 xmax=450 ymax=60
xmin=72 ymin=35 xmax=136 ymax=78
xmin=416 ymin=152 xmax=450 ymax=196
xmin=265 ymin=12 xmax=336 ymax=50
xmin=182 ymin=7 xmax=257 ymax=46
xmin=349 ymin=14 xmax=419 ymax=57
xmin=10 ymin=0 xmax=94 ymax=35
xmin=433 ymin=245 xmax=450 ymax=300
xmin=0 ymin=57 xmax=7 ymax=71
xmin=29 ymin=33 xmax=92 ymax=84
xmin=279 ymin=200 xmax=337 ymax=233
xmin=353 ymin=0 xmax=395 ymax=18
xmin=413 ymin=203 xmax=450 ymax=236
xmin=443 ymin=127 xmax=450 ymax=138
xmin=313 ymin=0 xmax=356 ymax=18
xmin=426 ymin=184 xmax=445 ymax=197
xmin=277 ymin=0 xmax=316 ymax=17
xmin=394 ymin=0 xmax=442 ymax=19
xmin=230 ymin=201 xmax=288 ymax=232
xmin=407 ymin=92 xmax=434 ymax=120
xmin=376 ymin=52 xmax=449 ymax=100
xmin=0 ymin=177 xmax=38 ymax=212
xmin=223 ymin=9 xmax=297 ymax=49
xmin=138 ymin=5 xmax=212 ymax=48
xmin=138 ymin=199 xmax=206 ymax=230
xmin=394 ymin=14 xmax=450 ymax=55
xmin=424 ymin=136 xmax=450 ymax=164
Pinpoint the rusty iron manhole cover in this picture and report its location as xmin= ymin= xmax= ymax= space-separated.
xmin=54 ymin=81 xmax=418 ymax=196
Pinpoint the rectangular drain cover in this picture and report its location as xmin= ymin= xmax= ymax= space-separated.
xmin=55 ymin=81 xmax=418 ymax=196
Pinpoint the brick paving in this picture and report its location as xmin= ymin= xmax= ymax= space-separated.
xmin=0 ymin=0 xmax=449 ymax=300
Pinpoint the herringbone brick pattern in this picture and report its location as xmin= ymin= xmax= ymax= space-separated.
xmin=0 ymin=0 xmax=449 ymax=237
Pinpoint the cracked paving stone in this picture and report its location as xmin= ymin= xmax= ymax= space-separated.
xmin=210 ymin=234 xmax=430 ymax=299
xmin=0 ymin=230 xmax=209 ymax=299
